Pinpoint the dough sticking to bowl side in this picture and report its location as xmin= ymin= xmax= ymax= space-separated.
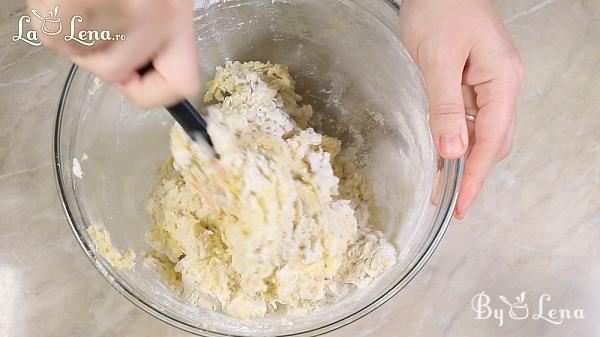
xmin=88 ymin=224 xmax=136 ymax=270
xmin=144 ymin=61 xmax=397 ymax=319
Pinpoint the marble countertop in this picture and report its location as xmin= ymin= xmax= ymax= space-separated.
xmin=1 ymin=0 xmax=599 ymax=336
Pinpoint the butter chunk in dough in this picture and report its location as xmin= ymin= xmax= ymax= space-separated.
xmin=145 ymin=61 xmax=397 ymax=319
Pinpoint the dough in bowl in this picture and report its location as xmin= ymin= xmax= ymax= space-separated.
xmin=143 ymin=61 xmax=397 ymax=319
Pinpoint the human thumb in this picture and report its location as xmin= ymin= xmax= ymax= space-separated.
xmin=422 ymin=62 xmax=469 ymax=159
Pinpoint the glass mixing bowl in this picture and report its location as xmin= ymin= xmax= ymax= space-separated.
xmin=53 ymin=0 xmax=463 ymax=335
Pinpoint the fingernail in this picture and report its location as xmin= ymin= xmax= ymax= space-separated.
xmin=440 ymin=133 xmax=464 ymax=156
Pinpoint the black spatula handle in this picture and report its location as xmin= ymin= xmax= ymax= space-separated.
xmin=137 ymin=63 xmax=214 ymax=148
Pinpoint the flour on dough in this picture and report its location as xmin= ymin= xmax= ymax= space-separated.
xmin=144 ymin=61 xmax=397 ymax=319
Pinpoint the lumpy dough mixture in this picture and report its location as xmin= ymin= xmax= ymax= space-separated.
xmin=144 ymin=61 xmax=397 ymax=319
xmin=88 ymin=224 xmax=136 ymax=270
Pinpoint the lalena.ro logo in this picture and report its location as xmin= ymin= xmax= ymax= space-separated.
xmin=471 ymin=291 xmax=585 ymax=327
xmin=12 ymin=5 xmax=126 ymax=47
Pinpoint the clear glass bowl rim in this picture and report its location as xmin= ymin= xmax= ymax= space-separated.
xmin=53 ymin=1 xmax=464 ymax=335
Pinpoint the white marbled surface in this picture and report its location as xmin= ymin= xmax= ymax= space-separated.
xmin=1 ymin=0 xmax=599 ymax=336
